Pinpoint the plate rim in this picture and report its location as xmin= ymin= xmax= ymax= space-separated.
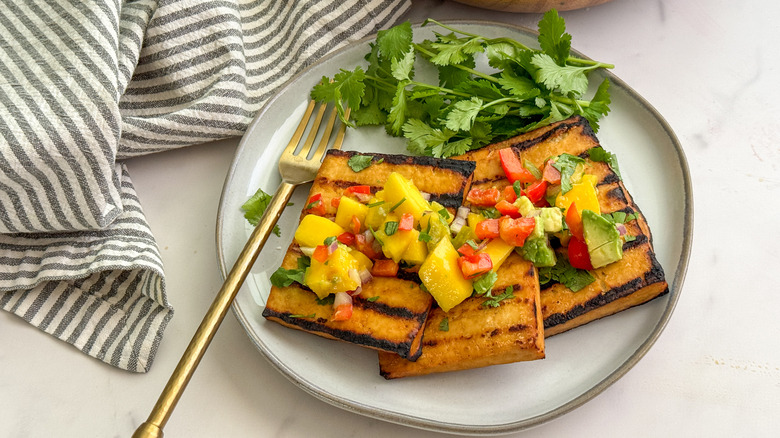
xmin=216 ymin=19 xmax=693 ymax=435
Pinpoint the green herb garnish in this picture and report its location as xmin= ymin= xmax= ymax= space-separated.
xmin=439 ymin=317 xmax=449 ymax=331
xmin=367 ymin=296 xmax=380 ymax=302
xmin=323 ymin=236 xmax=337 ymax=246
xmin=311 ymin=10 xmax=612 ymax=158
xmin=241 ymin=187 xmax=281 ymax=236
xmin=389 ymin=197 xmax=406 ymax=212
xmin=551 ymin=153 xmax=585 ymax=194
xmin=384 ymin=221 xmax=399 ymax=236
xmin=588 ymin=147 xmax=622 ymax=179
xmin=348 ymin=154 xmax=379 ymax=172
xmin=482 ymin=286 xmax=514 ymax=308
xmin=538 ymin=257 xmax=595 ymax=292
xmin=269 ymin=256 xmax=310 ymax=287
xmin=367 ymin=200 xmax=386 ymax=208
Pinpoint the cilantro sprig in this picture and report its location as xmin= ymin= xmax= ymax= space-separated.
xmin=312 ymin=10 xmax=613 ymax=158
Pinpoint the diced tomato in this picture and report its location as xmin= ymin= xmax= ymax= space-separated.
xmin=312 ymin=245 xmax=329 ymax=263
xmin=398 ymin=213 xmax=414 ymax=231
xmin=474 ymin=218 xmax=501 ymax=239
xmin=344 ymin=185 xmax=371 ymax=196
xmin=565 ymin=202 xmax=584 ymax=241
xmin=498 ymin=148 xmax=536 ymax=184
xmin=498 ymin=216 xmax=536 ymax=247
xmin=568 ymin=236 xmax=593 ymax=270
xmin=457 ymin=243 xmax=477 ymax=257
xmin=336 ymin=232 xmax=355 ymax=245
xmin=350 ymin=215 xmax=362 ymax=234
xmin=305 ymin=193 xmax=326 ymax=216
xmin=332 ymin=303 xmax=353 ymax=321
xmin=371 ymin=259 xmax=399 ymax=277
xmin=501 ymin=185 xmax=517 ymax=203
xmin=525 ymin=180 xmax=548 ymax=204
xmin=495 ymin=199 xmax=520 ymax=218
xmin=466 ymin=187 xmax=500 ymax=206
xmin=457 ymin=253 xmax=493 ymax=280
xmin=542 ymin=160 xmax=562 ymax=184
xmin=355 ymin=233 xmax=382 ymax=259
xmin=331 ymin=197 xmax=341 ymax=208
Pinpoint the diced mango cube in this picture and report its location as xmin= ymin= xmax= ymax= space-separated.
xmin=335 ymin=196 xmax=369 ymax=230
xmin=401 ymin=237 xmax=428 ymax=265
xmin=418 ymin=238 xmax=473 ymax=312
xmin=467 ymin=212 xmax=485 ymax=230
xmin=294 ymin=215 xmax=345 ymax=248
xmin=383 ymin=172 xmax=430 ymax=221
xmin=478 ymin=238 xmax=515 ymax=272
xmin=303 ymin=247 xmax=360 ymax=299
xmin=555 ymin=174 xmax=600 ymax=215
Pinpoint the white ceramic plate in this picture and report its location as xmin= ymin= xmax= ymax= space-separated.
xmin=216 ymin=21 xmax=692 ymax=435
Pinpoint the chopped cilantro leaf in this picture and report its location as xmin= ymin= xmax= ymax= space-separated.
xmin=241 ymin=187 xmax=281 ymax=236
xmin=348 ymin=154 xmax=378 ymax=172
xmin=482 ymin=286 xmax=514 ymax=308
xmin=439 ymin=317 xmax=449 ymax=331
xmin=384 ymin=221 xmax=399 ymax=236
xmin=367 ymin=296 xmax=380 ymax=302
xmin=552 ymin=153 xmax=585 ymax=194
xmin=269 ymin=256 xmax=310 ymax=288
xmin=588 ymin=146 xmax=622 ymax=179
xmin=538 ymin=257 xmax=595 ymax=292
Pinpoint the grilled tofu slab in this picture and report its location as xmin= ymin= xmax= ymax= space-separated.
xmin=378 ymin=253 xmax=545 ymax=379
xmin=455 ymin=116 xmax=668 ymax=336
xmin=262 ymin=150 xmax=476 ymax=359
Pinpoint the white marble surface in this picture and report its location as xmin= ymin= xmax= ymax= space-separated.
xmin=2 ymin=0 xmax=779 ymax=436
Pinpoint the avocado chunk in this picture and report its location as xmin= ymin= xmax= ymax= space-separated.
xmin=521 ymin=235 xmax=557 ymax=267
xmin=581 ymin=209 xmax=622 ymax=268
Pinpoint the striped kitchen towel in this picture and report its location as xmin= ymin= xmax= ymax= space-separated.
xmin=0 ymin=0 xmax=410 ymax=372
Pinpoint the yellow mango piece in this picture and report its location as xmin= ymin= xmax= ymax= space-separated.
xmin=555 ymin=174 xmax=601 ymax=215
xmin=334 ymin=196 xmax=369 ymax=230
xmin=376 ymin=217 xmax=418 ymax=262
xmin=467 ymin=212 xmax=485 ymax=230
xmin=401 ymin=237 xmax=428 ymax=265
xmin=348 ymin=248 xmax=373 ymax=271
xmin=383 ymin=172 xmax=430 ymax=222
xmin=419 ymin=238 xmax=473 ymax=312
xmin=364 ymin=191 xmax=387 ymax=230
xmin=303 ymin=247 xmax=360 ymax=299
xmin=294 ymin=214 xmax=345 ymax=248
xmin=478 ymin=238 xmax=515 ymax=272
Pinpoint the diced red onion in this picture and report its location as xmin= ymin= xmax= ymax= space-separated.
xmin=456 ymin=206 xmax=470 ymax=219
xmin=333 ymin=291 xmax=352 ymax=308
xmin=363 ymin=229 xmax=374 ymax=244
xmin=616 ymin=223 xmax=627 ymax=236
xmin=349 ymin=286 xmax=363 ymax=297
xmin=359 ymin=268 xmax=373 ymax=283
xmin=327 ymin=239 xmax=339 ymax=254
xmin=299 ymin=246 xmax=315 ymax=256
xmin=420 ymin=191 xmax=431 ymax=201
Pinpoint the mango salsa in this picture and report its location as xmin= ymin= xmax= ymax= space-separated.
xmin=418 ymin=238 xmax=473 ymax=312
xmin=303 ymin=247 xmax=360 ymax=299
xmin=335 ymin=196 xmax=368 ymax=230
xmin=294 ymin=214 xmax=345 ymax=248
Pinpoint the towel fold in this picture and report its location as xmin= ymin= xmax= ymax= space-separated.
xmin=0 ymin=0 xmax=410 ymax=372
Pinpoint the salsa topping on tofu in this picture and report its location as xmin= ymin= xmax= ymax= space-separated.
xmin=268 ymin=147 xmax=635 ymax=321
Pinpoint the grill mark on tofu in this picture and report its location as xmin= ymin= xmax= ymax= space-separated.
xmin=504 ymin=116 xmax=597 ymax=153
xmin=353 ymin=297 xmax=425 ymax=321
xmin=325 ymin=149 xmax=476 ymax=179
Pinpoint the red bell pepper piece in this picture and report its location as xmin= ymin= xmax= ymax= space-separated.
xmin=312 ymin=245 xmax=329 ymax=263
xmin=344 ymin=185 xmax=371 ymax=196
xmin=474 ymin=218 xmax=501 ymax=240
xmin=398 ymin=213 xmax=414 ymax=231
xmin=501 ymin=185 xmax=518 ymax=203
xmin=498 ymin=216 xmax=536 ymax=247
xmin=336 ymin=232 xmax=355 ymax=245
xmin=371 ymin=259 xmax=399 ymax=277
xmin=457 ymin=253 xmax=493 ymax=280
xmin=525 ymin=180 xmax=548 ymax=204
xmin=332 ymin=302 xmax=353 ymax=321
xmin=305 ymin=193 xmax=327 ymax=216
xmin=457 ymin=243 xmax=477 ymax=257
xmin=498 ymin=148 xmax=536 ymax=184
xmin=495 ymin=199 xmax=521 ymax=218
xmin=565 ymin=202 xmax=584 ymax=241
xmin=568 ymin=236 xmax=593 ymax=270
xmin=466 ymin=187 xmax=500 ymax=206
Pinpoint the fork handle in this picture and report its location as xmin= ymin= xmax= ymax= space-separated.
xmin=133 ymin=181 xmax=297 ymax=438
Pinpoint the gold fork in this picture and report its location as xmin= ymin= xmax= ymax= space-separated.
xmin=133 ymin=100 xmax=349 ymax=438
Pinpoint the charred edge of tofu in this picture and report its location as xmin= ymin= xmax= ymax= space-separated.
xmin=506 ymin=115 xmax=598 ymax=154
xmin=542 ymin=255 xmax=669 ymax=329
xmin=262 ymin=305 xmax=429 ymax=358
xmin=325 ymin=149 xmax=477 ymax=178
xmin=316 ymin=179 xmax=465 ymax=210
